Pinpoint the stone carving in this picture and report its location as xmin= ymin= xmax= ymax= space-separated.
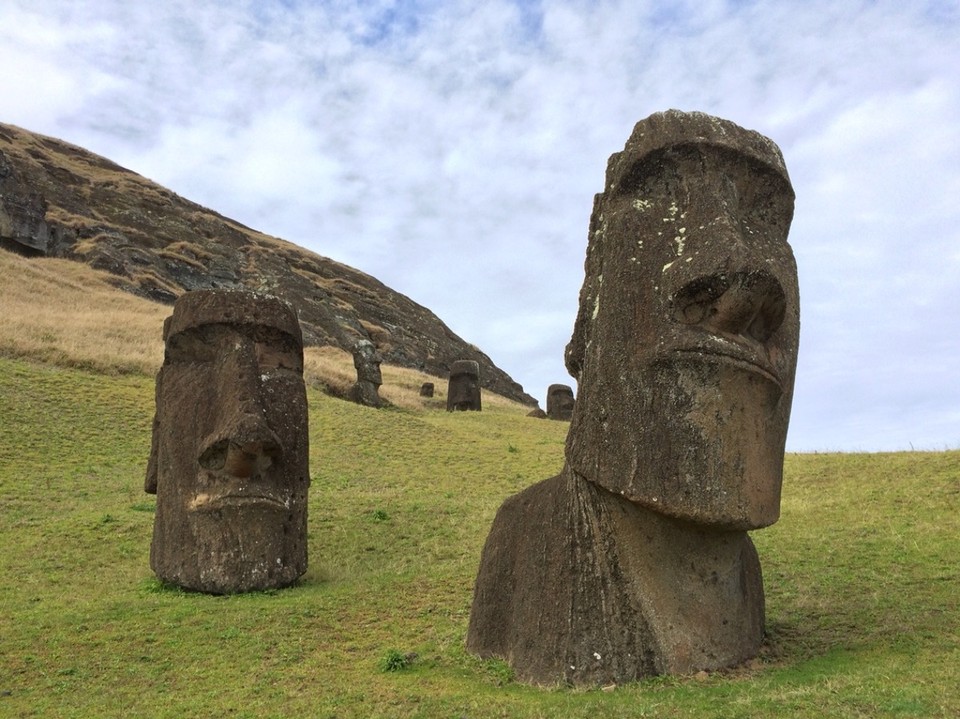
xmin=145 ymin=290 xmax=310 ymax=594
xmin=447 ymin=360 xmax=481 ymax=412
xmin=348 ymin=339 xmax=383 ymax=407
xmin=526 ymin=408 xmax=547 ymax=419
xmin=419 ymin=382 xmax=435 ymax=398
xmin=545 ymin=384 xmax=575 ymax=421
xmin=467 ymin=110 xmax=799 ymax=685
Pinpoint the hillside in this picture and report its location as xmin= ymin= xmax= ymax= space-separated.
xmin=1 ymin=221 xmax=958 ymax=716
xmin=1 ymin=355 xmax=958 ymax=717
xmin=0 ymin=122 xmax=536 ymax=405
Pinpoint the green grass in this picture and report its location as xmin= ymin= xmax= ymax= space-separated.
xmin=1 ymin=356 xmax=958 ymax=718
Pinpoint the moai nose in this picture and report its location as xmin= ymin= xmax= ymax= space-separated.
xmin=672 ymin=270 xmax=786 ymax=344
xmin=198 ymin=419 xmax=282 ymax=478
xmin=198 ymin=336 xmax=283 ymax=477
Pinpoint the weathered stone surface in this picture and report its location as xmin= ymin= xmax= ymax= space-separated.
xmin=0 ymin=122 xmax=536 ymax=405
xmin=348 ymin=339 xmax=383 ymax=407
xmin=467 ymin=468 xmax=764 ymax=685
xmin=526 ymin=408 xmax=547 ymax=419
xmin=0 ymin=182 xmax=76 ymax=258
xmin=564 ymin=109 xmax=799 ymax=529
xmin=467 ymin=110 xmax=799 ymax=685
xmin=545 ymin=384 xmax=575 ymax=421
xmin=447 ymin=359 xmax=481 ymax=412
xmin=145 ymin=290 xmax=310 ymax=594
xmin=419 ymin=382 xmax=435 ymax=397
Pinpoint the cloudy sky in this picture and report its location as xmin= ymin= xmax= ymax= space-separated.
xmin=2 ymin=0 xmax=958 ymax=451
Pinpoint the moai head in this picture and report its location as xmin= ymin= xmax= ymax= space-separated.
xmin=352 ymin=339 xmax=383 ymax=386
xmin=419 ymin=382 xmax=435 ymax=398
xmin=350 ymin=339 xmax=383 ymax=407
xmin=546 ymin=384 xmax=576 ymax=421
xmin=446 ymin=360 xmax=482 ymax=411
xmin=145 ymin=290 xmax=309 ymax=593
xmin=564 ymin=111 xmax=799 ymax=530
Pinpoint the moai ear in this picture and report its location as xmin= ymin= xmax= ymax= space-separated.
xmin=144 ymin=414 xmax=159 ymax=494
xmin=565 ymin=193 xmax=605 ymax=381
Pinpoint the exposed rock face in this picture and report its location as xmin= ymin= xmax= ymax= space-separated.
xmin=0 ymin=122 xmax=535 ymax=405
xmin=348 ymin=339 xmax=383 ymax=408
xmin=0 ymin=185 xmax=75 ymax=258
xmin=145 ymin=290 xmax=309 ymax=594
xmin=447 ymin=359 xmax=481 ymax=412
xmin=467 ymin=110 xmax=800 ymax=685
xmin=545 ymin=384 xmax=575 ymax=421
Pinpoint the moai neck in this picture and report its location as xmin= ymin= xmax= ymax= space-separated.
xmin=568 ymin=466 xmax=766 ymax=675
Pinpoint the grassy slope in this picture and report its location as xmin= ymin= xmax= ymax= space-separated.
xmin=1 ymin=356 xmax=958 ymax=718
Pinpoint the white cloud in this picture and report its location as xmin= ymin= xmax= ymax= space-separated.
xmin=1 ymin=0 xmax=958 ymax=448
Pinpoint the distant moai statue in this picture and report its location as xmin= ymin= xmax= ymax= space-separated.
xmin=145 ymin=290 xmax=310 ymax=594
xmin=467 ymin=110 xmax=800 ymax=684
xmin=349 ymin=339 xmax=383 ymax=408
xmin=526 ymin=408 xmax=547 ymax=419
xmin=419 ymin=382 xmax=435 ymax=398
xmin=447 ymin=360 xmax=481 ymax=411
xmin=545 ymin=384 xmax=575 ymax=421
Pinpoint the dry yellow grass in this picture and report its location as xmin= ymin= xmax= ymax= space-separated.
xmin=302 ymin=345 xmax=524 ymax=412
xmin=0 ymin=250 xmax=167 ymax=374
xmin=0 ymin=250 xmax=528 ymax=413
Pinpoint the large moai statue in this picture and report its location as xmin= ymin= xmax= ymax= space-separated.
xmin=145 ymin=290 xmax=310 ymax=594
xmin=447 ymin=360 xmax=481 ymax=411
xmin=467 ymin=110 xmax=800 ymax=685
xmin=545 ymin=384 xmax=575 ymax=421
xmin=349 ymin=339 xmax=383 ymax=408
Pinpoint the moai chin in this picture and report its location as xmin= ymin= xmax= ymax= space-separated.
xmin=145 ymin=290 xmax=310 ymax=594
xmin=545 ymin=384 xmax=575 ymax=421
xmin=447 ymin=360 xmax=481 ymax=411
xmin=467 ymin=110 xmax=800 ymax=685
xmin=349 ymin=339 xmax=383 ymax=408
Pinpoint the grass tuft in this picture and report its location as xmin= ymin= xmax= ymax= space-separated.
xmin=379 ymin=649 xmax=416 ymax=672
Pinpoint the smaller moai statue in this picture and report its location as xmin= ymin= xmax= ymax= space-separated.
xmin=145 ymin=290 xmax=309 ymax=594
xmin=419 ymin=382 xmax=435 ymax=398
xmin=545 ymin=384 xmax=575 ymax=421
xmin=349 ymin=339 xmax=383 ymax=408
xmin=446 ymin=360 xmax=481 ymax=411
xmin=527 ymin=408 xmax=548 ymax=419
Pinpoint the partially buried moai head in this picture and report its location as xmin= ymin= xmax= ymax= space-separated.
xmin=349 ymin=339 xmax=384 ymax=407
xmin=145 ymin=290 xmax=309 ymax=593
xmin=564 ymin=110 xmax=799 ymax=530
xmin=446 ymin=360 xmax=481 ymax=411
xmin=546 ymin=384 xmax=575 ymax=421
xmin=353 ymin=339 xmax=382 ymax=386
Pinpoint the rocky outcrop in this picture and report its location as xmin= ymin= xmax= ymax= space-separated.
xmin=0 ymin=122 xmax=535 ymax=404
